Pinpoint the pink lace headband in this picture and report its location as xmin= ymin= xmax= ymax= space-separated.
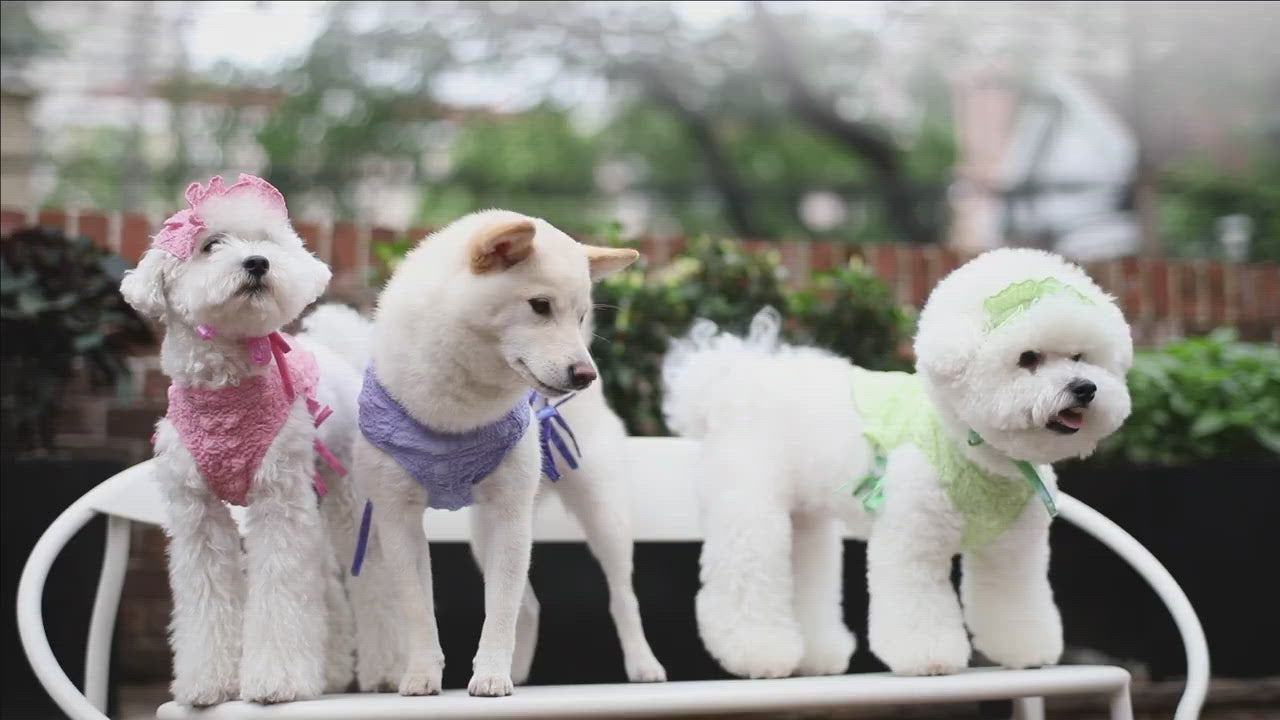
xmin=153 ymin=174 xmax=288 ymax=260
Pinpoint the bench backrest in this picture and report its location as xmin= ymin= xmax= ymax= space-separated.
xmin=85 ymin=437 xmax=708 ymax=541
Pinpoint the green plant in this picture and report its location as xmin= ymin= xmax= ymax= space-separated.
xmin=1 ymin=226 xmax=153 ymax=455
xmin=791 ymin=260 xmax=916 ymax=370
xmin=1096 ymin=330 xmax=1280 ymax=466
xmin=369 ymin=231 xmax=914 ymax=436
xmin=1158 ymin=148 xmax=1280 ymax=263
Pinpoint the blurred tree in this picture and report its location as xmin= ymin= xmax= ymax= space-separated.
xmin=0 ymin=1 xmax=58 ymax=82
xmin=253 ymin=1 xmax=453 ymax=217
xmin=396 ymin=0 xmax=953 ymax=241
xmin=750 ymin=0 xmax=929 ymax=243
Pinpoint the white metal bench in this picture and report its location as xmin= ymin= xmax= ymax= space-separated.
xmin=18 ymin=437 xmax=1209 ymax=720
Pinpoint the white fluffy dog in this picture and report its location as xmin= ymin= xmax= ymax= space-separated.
xmin=662 ymin=248 xmax=1133 ymax=679
xmin=120 ymin=175 xmax=371 ymax=704
xmin=351 ymin=209 xmax=639 ymax=697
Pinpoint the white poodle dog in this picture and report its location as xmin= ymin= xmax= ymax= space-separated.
xmin=662 ymin=248 xmax=1133 ymax=679
xmin=120 ymin=175 xmax=372 ymax=704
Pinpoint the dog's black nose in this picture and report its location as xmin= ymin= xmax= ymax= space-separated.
xmin=568 ymin=362 xmax=597 ymax=390
xmin=242 ymin=256 xmax=269 ymax=278
xmin=1069 ymin=378 xmax=1097 ymax=405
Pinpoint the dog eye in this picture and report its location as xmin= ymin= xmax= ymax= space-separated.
xmin=201 ymin=234 xmax=224 ymax=253
xmin=1071 ymin=353 xmax=1083 ymax=362
xmin=1018 ymin=350 xmax=1041 ymax=369
xmin=528 ymin=298 xmax=552 ymax=316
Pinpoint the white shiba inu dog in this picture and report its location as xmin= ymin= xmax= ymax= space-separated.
xmin=352 ymin=209 xmax=648 ymax=696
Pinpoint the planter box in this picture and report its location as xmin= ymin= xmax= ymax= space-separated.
xmin=422 ymin=461 xmax=1278 ymax=688
xmin=1053 ymin=460 xmax=1280 ymax=680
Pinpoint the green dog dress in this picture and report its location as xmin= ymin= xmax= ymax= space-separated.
xmin=847 ymin=367 xmax=1056 ymax=550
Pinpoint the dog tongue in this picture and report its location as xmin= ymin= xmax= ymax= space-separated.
xmin=1055 ymin=409 xmax=1084 ymax=429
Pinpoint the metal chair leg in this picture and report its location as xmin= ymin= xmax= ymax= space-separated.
xmin=85 ymin=515 xmax=131 ymax=712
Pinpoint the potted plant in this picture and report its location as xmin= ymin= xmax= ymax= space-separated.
xmin=1 ymin=225 xmax=153 ymax=716
xmin=1053 ymin=330 xmax=1280 ymax=680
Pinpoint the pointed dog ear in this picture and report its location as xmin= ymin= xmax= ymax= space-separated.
xmin=584 ymin=245 xmax=639 ymax=281
xmin=470 ymin=220 xmax=536 ymax=274
xmin=120 ymin=248 xmax=177 ymax=319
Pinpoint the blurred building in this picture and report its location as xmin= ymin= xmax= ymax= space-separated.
xmin=950 ymin=68 xmax=1140 ymax=261
xmin=0 ymin=87 xmax=36 ymax=207
xmin=3 ymin=2 xmax=194 ymax=211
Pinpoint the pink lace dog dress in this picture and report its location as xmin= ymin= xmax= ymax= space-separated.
xmin=149 ymin=175 xmax=344 ymax=506
xmin=164 ymin=332 xmax=345 ymax=506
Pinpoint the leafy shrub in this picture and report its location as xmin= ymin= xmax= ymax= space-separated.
xmin=1 ymin=226 xmax=153 ymax=455
xmin=373 ymin=230 xmax=915 ymax=436
xmin=592 ymin=235 xmax=914 ymax=435
xmin=1097 ymin=330 xmax=1280 ymax=466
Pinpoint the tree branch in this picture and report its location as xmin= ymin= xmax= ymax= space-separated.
xmin=751 ymin=1 xmax=931 ymax=243
xmin=629 ymin=65 xmax=765 ymax=239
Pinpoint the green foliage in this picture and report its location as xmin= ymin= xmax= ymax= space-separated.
xmin=1 ymin=1 xmax=59 ymax=70
xmin=418 ymin=106 xmax=615 ymax=232
xmin=1097 ymin=330 xmax=1280 ymax=466
xmin=1158 ymin=148 xmax=1280 ymax=263
xmin=0 ymin=226 xmax=153 ymax=455
xmin=591 ymin=236 xmax=915 ymax=435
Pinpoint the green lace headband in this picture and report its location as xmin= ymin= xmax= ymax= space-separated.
xmin=984 ymin=277 xmax=1093 ymax=330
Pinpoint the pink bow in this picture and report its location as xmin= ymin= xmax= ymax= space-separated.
xmin=151 ymin=174 xmax=288 ymax=260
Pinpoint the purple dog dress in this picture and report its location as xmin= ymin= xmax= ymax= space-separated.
xmin=350 ymin=366 xmax=581 ymax=575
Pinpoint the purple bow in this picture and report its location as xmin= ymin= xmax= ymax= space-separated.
xmin=535 ymin=393 xmax=581 ymax=481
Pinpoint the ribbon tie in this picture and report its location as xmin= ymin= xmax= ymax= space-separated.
xmin=536 ymin=392 xmax=582 ymax=481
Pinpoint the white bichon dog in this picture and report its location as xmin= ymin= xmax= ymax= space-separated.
xmin=662 ymin=248 xmax=1133 ymax=679
xmin=120 ymin=175 xmax=373 ymax=704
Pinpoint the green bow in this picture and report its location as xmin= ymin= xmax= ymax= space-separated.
xmin=984 ymin=277 xmax=1093 ymax=330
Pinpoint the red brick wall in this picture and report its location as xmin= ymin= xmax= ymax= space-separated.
xmin=5 ymin=207 xmax=1276 ymax=343
xmin=7 ymin=206 xmax=1278 ymax=682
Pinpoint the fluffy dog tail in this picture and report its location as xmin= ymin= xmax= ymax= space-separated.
xmin=301 ymin=303 xmax=374 ymax=371
xmin=661 ymin=306 xmax=784 ymax=438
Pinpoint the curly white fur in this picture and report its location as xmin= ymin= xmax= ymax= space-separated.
xmin=662 ymin=248 xmax=1133 ymax=678
xmin=120 ymin=194 xmax=376 ymax=704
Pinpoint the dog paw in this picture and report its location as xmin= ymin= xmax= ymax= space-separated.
xmin=357 ymin=653 xmax=405 ymax=693
xmin=871 ymin=619 xmax=971 ymax=677
xmin=972 ymin=621 xmax=1063 ymax=670
xmin=705 ymin=621 xmax=804 ymax=679
xmin=397 ymin=664 xmax=443 ymax=696
xmin=358 ymin=671 xmax=401 ymax=693
xmin=697 ymin=587 xmax=803 ymax=678
xmin=238 ymin=650 xmax=325 ymax=702
xmin=625 ymin=651 xmax=668 ymax=683
xmin=172 ymin=678 xmax=238 ymax=707
xmin=468 ymin=672 xmax=514 ymax=697
xmin=796 ymin=624 xmax=856 ymax=676
xmin=239 ymin=674 xmax=325 ymax=704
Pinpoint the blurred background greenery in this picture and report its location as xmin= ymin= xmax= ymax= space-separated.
xmin=3 ymin=1 xmax=1277 ymax=259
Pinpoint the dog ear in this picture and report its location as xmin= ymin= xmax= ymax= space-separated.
xmin=912 ymin=314 xmax=981 ymax=384
xmin=120 ymin=248 xmax=176 ymax=319
xmin=470 ymin=220 xmax=536 ymax=274
xmin=585 ymin=245 xmax=639 ymax=281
